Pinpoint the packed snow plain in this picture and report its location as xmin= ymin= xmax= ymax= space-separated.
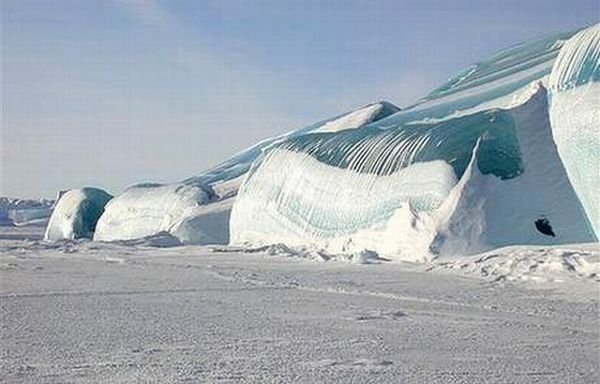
xmin=1 ymin=227 xmax=599 ymax=383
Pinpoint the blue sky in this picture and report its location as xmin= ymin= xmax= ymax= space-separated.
xmin=2 ymin=0 xmax=598 ymax=198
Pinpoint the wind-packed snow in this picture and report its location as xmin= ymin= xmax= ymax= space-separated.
xmin=94 ymin=102 xmax=399 ymax=244
xmin=1 ymin=227 xmax=598 ymax=383
xmin=548 ymin=25 xmax=600 ymax=235
xmin=44 ymin=188 xmax=113 ymax=241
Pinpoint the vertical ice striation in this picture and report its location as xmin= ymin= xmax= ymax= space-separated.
xmin=548 ymin=25 xmax=600 ymax=91
xmin=548 ymin=24 xmax=600 ymax=236
xmin=186 ymin=101 xmax=400 ymax=186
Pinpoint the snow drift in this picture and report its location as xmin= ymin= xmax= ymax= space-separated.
xmin=44 ymin=188 xmax=113 ymax=241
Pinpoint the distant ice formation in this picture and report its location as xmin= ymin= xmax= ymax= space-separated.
xmin=44 ymin=188 xmax=112 ymax=241
xmin=0 ymin=197 xmax=55 ymax=227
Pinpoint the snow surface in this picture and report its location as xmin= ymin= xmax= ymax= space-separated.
xmin=313 ymin=103 xmax=386 ymax=133
xmin=44 ymin=188 xmax=113 ymax=241
xmin=1 ymin=227 xmax=598 ymax=383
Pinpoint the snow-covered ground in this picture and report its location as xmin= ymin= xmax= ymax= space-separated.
xmin=1 ymin=227 xmax=598 ymax=383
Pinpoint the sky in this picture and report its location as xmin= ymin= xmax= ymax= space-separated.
xmin=1 ymin=0 xmax=598 ymax=198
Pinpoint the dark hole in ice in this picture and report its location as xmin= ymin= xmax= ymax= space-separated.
xmin=535 ymin=218 xmax=556 ymax=237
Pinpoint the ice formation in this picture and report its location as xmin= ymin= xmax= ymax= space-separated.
xmin=548 ymin=25 xmax=600 ymax=235
xmin=93 ymin=102 xmax=399 ymax=244
xmin=46 ymin=24 xmax=598 ymax=260
xmin=44 ymin=188 xmax=113 ymax=241
xmin=94 ymin=183 xmax=212 ymax=242
xmin=230 ymin=25 xmax=599 ymax=260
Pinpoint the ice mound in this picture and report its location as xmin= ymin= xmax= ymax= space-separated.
xmin=44 ymin=188 xmax=113 ymax=241
xmin=94 ymin=183 xmax=212 ymax=242
xmin=93 ymin=102 xmax=399 ymax=244
xmin=230 ymin=83 xmax=595 ymax=260
xmin=548 ymin=24 xmax=600 ymax=235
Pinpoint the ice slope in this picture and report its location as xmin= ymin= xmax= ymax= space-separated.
xmin=44 ymin=188 xmax=113 ymax=241
xmin=93 ymin=102 xmax=399 ymax=244
xmin=371 ymin=29 xmax=577 ymax=128
xmin=432 ymin=84 xmax=595 ymax=254
xmin=231 ymin=25 xmax=599 ymax=259
xmin=548 ymin=25 xmax=600 ymax=235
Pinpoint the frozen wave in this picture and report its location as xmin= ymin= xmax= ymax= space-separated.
xmin=231 ymin=84 xmax=595 ymax=260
